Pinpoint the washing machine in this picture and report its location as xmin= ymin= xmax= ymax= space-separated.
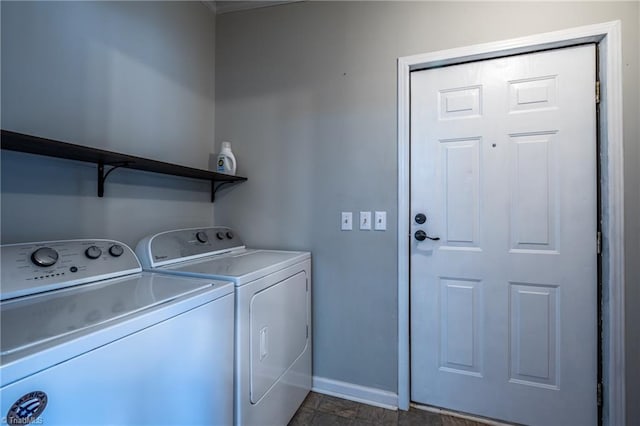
xmin=0 ymin=239 xmax=234 ymax=426
xmin=135 ymin=227 xmax=312 ymax=426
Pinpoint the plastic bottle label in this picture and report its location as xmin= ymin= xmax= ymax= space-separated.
xmin=217 ymin=155 xmax=229 ymax=172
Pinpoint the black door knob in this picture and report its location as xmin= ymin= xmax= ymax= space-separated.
xmin=415 ymin=213 xmax=427 ymax=224
xmin=415 ymin=230 xmax=440 ymax=242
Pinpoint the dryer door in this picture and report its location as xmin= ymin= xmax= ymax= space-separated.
xmin=250 ymin=271 xmax=308 ymax=403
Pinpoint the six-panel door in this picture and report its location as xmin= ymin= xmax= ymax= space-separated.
xmin=410 ymin=45 xmax=597 ymax=426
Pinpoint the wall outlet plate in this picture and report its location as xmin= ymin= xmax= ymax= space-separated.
xmin=375 ymin=211 xmax=387 ymax=230
xmin=341 ymin=212 xmax=353 ymax=231
xmin=360 ymin=211 xmax=372 ymax=230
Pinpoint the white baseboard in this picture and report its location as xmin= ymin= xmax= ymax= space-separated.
xmin=312 ymin=376 xmax=398 ymax=410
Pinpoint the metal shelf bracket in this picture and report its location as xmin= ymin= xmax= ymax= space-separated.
xmin=211 ymin=181 xmax=237 ymax=202
xmin=97 ymin=162 xmax=130 ymax=197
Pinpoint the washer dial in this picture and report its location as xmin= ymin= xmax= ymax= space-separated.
xmin=85 ymin=246 xmax=102 ymax=259
xmin=31 ymin=247 xmax=59 ymax=267
xmin=109 ymin=244 xmax=124 ymax=257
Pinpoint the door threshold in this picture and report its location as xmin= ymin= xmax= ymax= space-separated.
xmin=410 ymin=402 xmax=518 ymax=426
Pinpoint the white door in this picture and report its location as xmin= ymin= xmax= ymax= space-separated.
xmin=410 ymin=45 xmax=597 ymax=426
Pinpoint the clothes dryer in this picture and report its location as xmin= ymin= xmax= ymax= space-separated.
xmin=136 ymin=227 xmax=311 ymax=426
xmin=1 ymin=239 xmax=234 ymax=426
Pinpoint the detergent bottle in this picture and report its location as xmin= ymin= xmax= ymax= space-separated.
xmin=216 ymin=141 xmax=236 ymax=175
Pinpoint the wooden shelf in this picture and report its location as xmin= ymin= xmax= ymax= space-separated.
xmin=1 ymin=130 xmax=247 ymax=202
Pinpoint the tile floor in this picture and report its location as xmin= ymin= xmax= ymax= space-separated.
xmin=288 ymin=392 xmax=487 ymax=426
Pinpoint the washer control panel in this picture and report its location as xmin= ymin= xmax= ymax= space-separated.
xmin=136 ymin=227 xmax=244 ymax=268
xmin=1 ymin=239 xmax=141 ymax=301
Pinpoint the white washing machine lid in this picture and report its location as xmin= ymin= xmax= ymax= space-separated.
xmin=1 ymin=272 xmax=232 ymax=358
xmin=158 ymin=249 xmax=310 ymax=286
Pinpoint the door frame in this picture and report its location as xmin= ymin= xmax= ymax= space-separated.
xmin=397 ymin=21 xmax=625 ymax=425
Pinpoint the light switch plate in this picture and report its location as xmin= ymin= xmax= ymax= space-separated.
xmin=374 ymin=211 xmax=387 ymax=230
xmin=341 ymin=212 xmax=353 ymax=231
xmin=360 ymin=211 xmax=372 ymax=230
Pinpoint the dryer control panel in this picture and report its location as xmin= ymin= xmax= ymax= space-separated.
xmin=136 ymin=227 xmax=245 ymax=268
xmin=1 ymin=239 xmax=141 ymax=300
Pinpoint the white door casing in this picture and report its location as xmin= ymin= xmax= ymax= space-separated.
xmin=410 ymin=45 xmax=596 ymax=426
xmin=397 ymin=21 xmax=624 ymax=425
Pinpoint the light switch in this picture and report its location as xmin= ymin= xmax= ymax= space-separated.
xmin=341 ymin=212 xmax=353 ymax=231
xmin=375 ymin=211 xmax=387 ymax=231
xmin=360 ymin=211 xmax=371 ymax=230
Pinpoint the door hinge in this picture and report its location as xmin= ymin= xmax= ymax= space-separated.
xmin=600 ymin=312 xmax=604 ymax=329
xmin=595 ymin=81 xmax=601 ymax=104
xmin=597 ymin=231 xmax=602 ymax=255
xmin=306 ymin=325 xmax=309 ymax=339
xmin=597 ymin=383 xmax=603 ymax=407
xmin=306 ymin=278 xmax=309 ymax=291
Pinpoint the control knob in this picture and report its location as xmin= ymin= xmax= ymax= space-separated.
xmin=216 ymin=232 xmax=225 ymax=240
xmin=196 ymin=231 xmax=209 ymax=243
xmin=109 ymin=244 xmax=124 ymax=257
xmin=31 ymin=247 xmax=59 ymax=267
xmin=226 ymin=231 xmax=234 ymax=239
xmin=85 ymin=246 xmax=102 ymax=259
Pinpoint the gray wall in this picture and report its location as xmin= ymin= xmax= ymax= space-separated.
xmin=1 ymin=1 xmax=217 ymax=248
xmin=214 ymin=1 xmax=640 ymax=420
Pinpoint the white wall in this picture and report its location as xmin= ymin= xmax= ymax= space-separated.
xmin=214 ymin=1 xmax=639 ymax=422
xmin=1 ymin=1 xmax=217 ymax=248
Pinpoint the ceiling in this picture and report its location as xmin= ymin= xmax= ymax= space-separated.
xmin=203 ymin=1 xmax=304 ymax=15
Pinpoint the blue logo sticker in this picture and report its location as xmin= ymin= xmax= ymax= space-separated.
xmin=6 ymin=391 xmax=47 ymax=425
